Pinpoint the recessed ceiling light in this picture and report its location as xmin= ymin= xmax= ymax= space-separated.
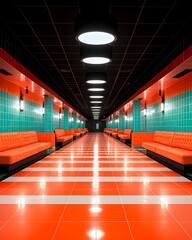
xmin=88 ymin=88 xmax=105 ymax=91
xmin=86 ymin=72 xmax=106 ymax=84
xmin=90 ymin=101 xmax=102 ymax=103
xmin=83 ymin=57 xmax=110 ymax=64
xmin=87 ymin=80 xmax=106 ymax=84
xmin=78 ymin=32 xmax=115 ymax=45
xmin=89 ymin=96 xmax=104 ymax=99
xmin=80 ymin=45 xmax=112 ymax=65
xmin=91 ymin=106 xmax=101 ymax=108
xmin=75 ymin=14 xmax=117 ymax=45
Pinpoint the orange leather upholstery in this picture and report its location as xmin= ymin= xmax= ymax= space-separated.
xmin=54 ymin=129 xmax=73 ymax=142
xmin=118 ymin=129 xmax=132 ymax=140
xmin=153 ymin=131 xmax=174 ymax=146
xmin=54 ymin=129 xmax=65 ymax=139
xmin=172 ymin=132 xmax=192 ymax=150
xmin=112 ymin=129 xmax=118 ymax=137
xmin=0 ymin=131 xmax=51 ymax=165
xmin=142 ymin=131 xmax=192 ymax=165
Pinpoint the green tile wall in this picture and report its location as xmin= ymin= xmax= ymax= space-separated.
xmin=125 ymin=113 xmax=133 ymax=130
xmin=64 ymin=108 xmax=69 ymax=130
xmin=0 ymin=90 xmax=43 ymax=132
xmin=44 ymin=97 xmax=53 ymax=132
xmin=72 ymin=113 xmax=77 ymax=129
xmin=141 ymin=90 xmax=192 ymax=132
xmin=119 ymin=110 xmax=124 ymax=130
xmin=133 ymin=100 xmax=141 ymax=132
xmin=106 ymin=120 xmax=109 ymax=128
xmin=53 ymin=110 xmax=61 ymax=130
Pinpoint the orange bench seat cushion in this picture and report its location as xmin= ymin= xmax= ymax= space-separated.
xmin=142 ymin=142 xmax=165 ymax=152
xmin=57 ymin=135 xmax=73 ymax=142
xmin=156 ymin=145 xmax=192 ymax=165
xmin=0 ymin=145 xmax=39 ymax=165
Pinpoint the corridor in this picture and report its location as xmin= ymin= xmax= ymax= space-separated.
xmin=0 ymin=133 xmax=192 ymax=239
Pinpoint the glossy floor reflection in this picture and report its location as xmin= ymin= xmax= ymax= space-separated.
xmin=0 ymin=133 xmax=192 ymax=239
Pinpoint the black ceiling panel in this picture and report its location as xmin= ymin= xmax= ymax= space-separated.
xmin=0 ymin=0 xmax=191 ymax=119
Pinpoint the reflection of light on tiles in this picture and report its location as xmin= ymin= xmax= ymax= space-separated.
xmin=89 ymin=206 xmax=102 ymax=213
xmin=124 ymin=156 xmax=128 ymax=174
xmin=34 ymin=108 xmax=42 ymax=115
xmin=40 ymin=179 xmax=46 ymax=189
xmin=92 ymin=177 xmax=99 ymax=189
xmin=93 ymin=144 xmax=99 ymax=188
xmin=58 ymin=176 xmax=63 ymax=182
xmin=88 ymin=229 xmax=104 ymax=239
xmin=161 ymin=196 xmax=168 ymax=209
xmin=58 ymin=164 xmax=62 ymax=175
xmin=107 ymin=143 xmax=110 ymax=153
xmin=71 ymin=153 xmax=74 ymax=163
xmin=18 ymin=197 xmax=25 ymax=209
xmin=143 ymin=177 xmax=149 ymax=186
xmin=91 ymin=196 xmax=100 ymax=205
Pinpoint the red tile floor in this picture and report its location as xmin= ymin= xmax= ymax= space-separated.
xmin=0 ymin=133 xmax=192 ymax=239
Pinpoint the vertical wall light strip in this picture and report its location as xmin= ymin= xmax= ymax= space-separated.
xmin=161 ymin=91 xmax=165 ymax=113
xmin=59 ymin=107 xmax=62 ymax=119
xmin=144 ymin=101 xmax=147 ymax=117
xmin=20 ymin=91 xmax=24 ymax=112
xmin=42 ymin=101 xmax=45 ymax=115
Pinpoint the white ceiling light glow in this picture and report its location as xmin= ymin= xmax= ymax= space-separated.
xmin=78 ymin=31 xmax=115 ymax=45
xmin=90 ymin=101 xmax=102 ymax=103
xmin=91 ymin=106 xmax=101 ymax=108
xmin=88 ymin=88 xmax=105 ymax=91
xmin=87 ymin=79 xmax=106 ymax=84
xmin=86 ymin=72 xmax=106 ymax=84
xmin=75 ymin=11 xmax=117 ymax=45
xmin=80 ymin=45 xmax=112 ymax=65
xmin=89 ymin=96 xmax=104 ymax=99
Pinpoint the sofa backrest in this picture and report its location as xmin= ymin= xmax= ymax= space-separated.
xmin=172 ymin=132 xmax=192 ymax=150
xmin=124 ymin=129 xmax=132 ymax=138
xmin=118 ymin=130 xmax=124 ymax=134
xmin=54 ymin=129 xmax=65 ymax=139
xmin=153 ymin=131 xmax=174 ymax=146
xmin=0 ymin=132 xmax=23 ymax=152
xmin=20 ymin=131 xmax=38 ymax=145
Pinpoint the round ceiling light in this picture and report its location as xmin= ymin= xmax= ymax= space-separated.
xmin=89 ymin=96 xmax=104 ymax=99
xmin=90 ymin=101 xmax=102 ymax=103
xmin=75 ymin=14 xmax=117 ymax=45
xmin=80 ymin=45 xmax=112 ymax=64
xmin=87 ymin=80 xmax=106 ymax=84
xmin=88 ymin=88 xmax=105 ymax=91
xmin=86 ymin=72 xmax=106 ymax=84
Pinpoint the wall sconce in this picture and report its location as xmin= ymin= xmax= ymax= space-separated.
xmin=20 ymin=91 xmax=24 ymax=112
xmin=161 ymin=91 xmax=165 ymax=113
xmin=42 ymin=101 xmax=45 ymax=115
xmin=59 ymin=108 xmax=62 ymax=119
xmin=25 ymin=86 xmax=28 ymax=94
xmin=144 ymin=101 xmax=147 ymax=117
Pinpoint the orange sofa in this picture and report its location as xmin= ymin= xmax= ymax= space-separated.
xmin=104 ymin=128 xmax=112 ymax=135
xmin=54 ymin=129 xmax=73 ymax=145
xmin=0 ymin=131 xmax=51 ymax=174
xmin=142 ymin=131 xmax=192 ymax=173
xmin=118 ymin=129 xmax=132 ymax=146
